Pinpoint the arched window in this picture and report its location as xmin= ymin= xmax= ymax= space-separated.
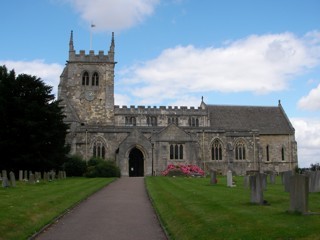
xmin=170 ymin=145 xmax=174 ymax=159
xmin=266 ymin=145 xmax=270 ymax=161
xmin=168 ymin=117 xmax=179 ymax=126
xmin=189 ymin=117 xmax=199 ymax=127
xmin=125 ymin=116 xmax=136 ymax=126
xmin=82 ymin=71 xmax=89 ymax=86
xmin=147 ymin=116 xmax=157 ymax=126
xmin=93 ymin=140 xmax=105 ymax=159
xmin=92 ymin=72 xmax=99 ymax=86
xmin=212 ymin=139 xmax=222 ymax=160
xmin=235 ymin=140 xmax=246 ymax=160
xmin=281 ymin=146 xmax=285 ymax=161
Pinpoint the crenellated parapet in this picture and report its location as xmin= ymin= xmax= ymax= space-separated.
xmin=69 ymin=50 xmax=114 ymax=63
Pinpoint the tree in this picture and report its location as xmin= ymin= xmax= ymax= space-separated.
xmin=0 ymin=65 xmax=69 ymax=171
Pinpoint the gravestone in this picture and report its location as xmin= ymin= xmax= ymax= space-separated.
xmin=9 ymin=171 xmax=16 ymax=187
xmin=2 ymin=170 xmax=7 ymax=179
xmin=43 ymin=172 xmax=48 ymax=181
xmin=261 ymin=173 xmax=267 ymax=190
xmin=2 ymin=176 xmax=10 ymax=188
xmin=249 ymin=173 xmax=264 ymax=205
xmin=227 ymin=170 xmax=233 ymax=187
xmin=289 ymin=174 xmax=309 ymax=214
xmin=19 ymin=170 xmax=23 ymax=181
xmin=243 ymin=175 xmax=249 ymax=188
xmin=283 ymin=171 xmax=293 ymax=192
xmin=210 ymin=170 xmax=217 ymax=185
xmin=24 ymin=170 xmax=28 ymax=180
xmin=306 ymin=171 xmax=320 ymax=193
xmin=269 ymin=173 xmax=276 ymax=184
xmin=29 ymin=173 xmax=35 ymax=184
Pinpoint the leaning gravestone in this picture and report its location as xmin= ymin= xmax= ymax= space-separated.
xmin=289 ymin=174 xmax=309 ymax=214
xmin=249 ymin=173 xmax=264 ymax=205
xmin=210 ymin=170 xmax=217 ymax=185
xmin=227 ymin=170 xmax=233 ymax=187
xmin=9 ymin=171 xmax=16 ymax=187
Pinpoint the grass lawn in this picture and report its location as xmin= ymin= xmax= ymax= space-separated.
xmin=0 ymin=177 xmax=115 ymax=240
xmin=146 ymin=176 xmax=320 ymax=240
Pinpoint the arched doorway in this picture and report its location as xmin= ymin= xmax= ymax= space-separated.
xmin=129 ymin=147 xmax=144 ymax=177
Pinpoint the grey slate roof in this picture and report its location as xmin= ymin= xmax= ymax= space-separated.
xmin=207 ymin=104 xmax=295 ymax=135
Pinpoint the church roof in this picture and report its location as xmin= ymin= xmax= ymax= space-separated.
xmin=207 ymin=103 xmax=295 ymax=135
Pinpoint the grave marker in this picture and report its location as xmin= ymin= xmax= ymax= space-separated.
xmin=289 ymin=174 xmax=309 ymax=214
xmin=249 ymin=173 xmax=264 ymax=205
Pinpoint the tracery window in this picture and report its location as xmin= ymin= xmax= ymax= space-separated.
xmin=93 ymin=140 xmax=105 ymax=159
xmin=92 ymin=72 xmax=99 ymax=86
xmin=82 ymin=71 xmax=89 ymax=86
xmin=170 ymin=144 xmax=183 ymax=160
xmin=235 ymin=140 xmax=246 ymax=160
xmin=211 ymin=139 xmax=222 ymax=160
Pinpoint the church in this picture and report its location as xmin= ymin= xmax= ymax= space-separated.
xmin=58 ymin=32 xmax=298 ymax=176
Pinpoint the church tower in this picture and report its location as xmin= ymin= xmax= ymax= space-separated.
xmin=58 ymin=31 xmax=116 ymax=127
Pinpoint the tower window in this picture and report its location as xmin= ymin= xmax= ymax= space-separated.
xmin=92 ymin=72 xmax=99 ymax=86
xmin=189 ymin=117 xmax=199 ymax=127
xmin=82 ymin=71 xmax=89 ymax=86
xmin=281 ymin=146 xmax=285 ymax=161
xmin=147 ymin=116 xmax=157 ymax=126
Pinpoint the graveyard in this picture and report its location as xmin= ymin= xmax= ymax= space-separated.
xmin=146 ymin=175 xmax=320 ymax=240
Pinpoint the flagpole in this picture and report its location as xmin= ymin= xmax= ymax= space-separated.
xmin=90 ymin=23 xmax=95 ymax=50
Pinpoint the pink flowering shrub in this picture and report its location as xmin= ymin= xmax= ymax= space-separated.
xmin=161 ymin=164 xmax=205 ymax=177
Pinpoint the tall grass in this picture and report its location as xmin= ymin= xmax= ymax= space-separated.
xmin=0 ymin=178 xmax=115 ymax=240
xmin=146 ymin=176 xmax=320 ymax=240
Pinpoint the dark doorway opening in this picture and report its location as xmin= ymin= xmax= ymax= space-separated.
xmin=129 ymin=147 xmax=144 ymax=177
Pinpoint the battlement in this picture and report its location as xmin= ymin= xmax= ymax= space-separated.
xmin=114 ymin=105 xmax=206 ymax=115
xmin=69 ymin=49 xmax=113 ymax=63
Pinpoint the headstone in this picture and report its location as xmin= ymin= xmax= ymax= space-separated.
xmin=249 ymin=173 xmax=264 ymax=205
xmin=2 ymin=176 xmax=10 ymax=188
xmin=9 ymin=171 xmax=16 ymax=187
xmin=29 ymin=173 xmax=35 ymax=184
xmin=210 ymin=170 xmax=217 ymax=185
xmin=19 ymin=170 xmax=23 ymax=181
xmin=269 ymin=173 xmax=276 ymax=184
xmin=283 ymin=171 xmax=293 ymax=192
xmin=227 ymin=170 xmax=233 ymax=187
xmin=261 ymin=173 xmax=267 ymax=190
xmin=43 ymin=172 xmax=48 ymax=181
xmin=2 ymin=170 xmax=8 ymax=179
xmin=243 ymin=175 xmax=249 ymax=188
xmin=63 ymin=171 xmax=67 ymax=179
xmin=306 ymin=171 xmax=320 ymax=193
xmin=24 ymin=170 xmax=28 ymax=180
xmin=289 ymin=174 xmax=309 ymax=214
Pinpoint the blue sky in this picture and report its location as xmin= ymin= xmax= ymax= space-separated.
xmin=1 ymin=0 xmax=320 ymax=167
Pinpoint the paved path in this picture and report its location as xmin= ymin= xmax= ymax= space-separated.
xmin=34 ymin=177 xmax=167 ymax=240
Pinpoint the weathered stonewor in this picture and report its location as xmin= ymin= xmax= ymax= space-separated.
xmin=305 ymin=171 xmax=320 ymax=193
xmin=9 ymin=171 xmax=16 ymax=187
xmin=289 ymin=174 xmax=309 ymax=214
xmin=283 ymin=170 xmax=293 ymax=192
xmin=19 ymin=170 xmax=23 ymax=181
xmin=249 ymin=173 xmax=264 ymax=205
xmin=210 ymin=170 xmax=217 ymax=185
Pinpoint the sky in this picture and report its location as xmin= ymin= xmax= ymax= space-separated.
xmin=1 ymin=0 xmax=320 ymax=168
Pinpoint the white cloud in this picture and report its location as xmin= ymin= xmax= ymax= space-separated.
xmin=0 ymin=60 xmax=64 ymax=97
xmin=298 ymin=83 xmax=320 ymax=111
xmin=65 ymin=0 xmax=160 ymax=31
xmin=291 ymin=118 xmax=320 ymax=167
xmin=120 ymin=32 xmax=320 ymax=105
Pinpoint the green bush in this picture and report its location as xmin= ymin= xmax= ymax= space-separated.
xmin=63 ymin=155 xmax=87 ymax=176
xmin=85 ymin=157 xmax=121 ymax=178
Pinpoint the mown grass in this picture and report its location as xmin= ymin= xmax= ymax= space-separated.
xmin=146 ymin=176 xmax=320 ymax=240
xmin=0 ymin=177 xmax=115 ymax=240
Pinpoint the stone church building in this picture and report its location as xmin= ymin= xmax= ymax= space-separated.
xmin=58 ymin=32 xmax=298 ymax=176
